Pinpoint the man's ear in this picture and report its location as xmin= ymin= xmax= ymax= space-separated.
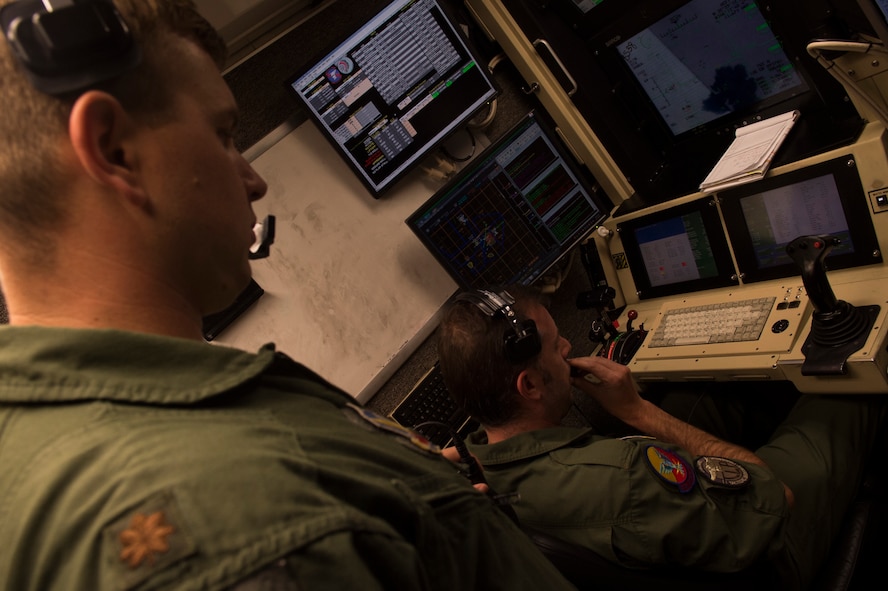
xmin=68 ymin=90 xmax=147 ymax=206
xmin=516 ymin=367 xmax=545 ymax=402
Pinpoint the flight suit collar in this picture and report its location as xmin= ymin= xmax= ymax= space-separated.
xmin=467 ymin=426 xmax=596 ymax=464
xmin=0 ymin=325 xmax=276 ymax=405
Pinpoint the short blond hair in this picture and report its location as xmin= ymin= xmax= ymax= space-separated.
xmin=0 ymin=0 xmax=226 ymax=248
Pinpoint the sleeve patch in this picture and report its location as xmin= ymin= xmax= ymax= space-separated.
xmin=103 ymin=490 xmax=197 ymax=590
xmin=343 ymin=403 xmax=441 ymax=455
xmin=695 ymin=456 xmax=750 ymax=489
xmin=644 ymin=445 xmax=696 ymax=493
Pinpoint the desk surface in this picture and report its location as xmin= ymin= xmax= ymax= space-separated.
xmin=214 ymin=122 xmax=459 ymax=402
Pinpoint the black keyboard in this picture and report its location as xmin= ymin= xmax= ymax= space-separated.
xmin=389 ymin=362 xmax=479 ymax=448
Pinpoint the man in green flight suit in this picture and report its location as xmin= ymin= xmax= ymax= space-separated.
xmin=436 ymin=285 xmax=887 ymax=591
xmin=0 ymin=1 xmax=573 ymax=589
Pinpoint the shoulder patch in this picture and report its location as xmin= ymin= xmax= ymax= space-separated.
xmin=695 ymin=456 xmax=750 ymax=489
xmin=119 ymin=511 xmax=175 ymax=568
xmin=104 ymin=490 xmax=196 ymax=589
xmin=344 ymin=403 xmax=441 ymax=455
xmin=644 ymin=445 xmax=696 ymax=493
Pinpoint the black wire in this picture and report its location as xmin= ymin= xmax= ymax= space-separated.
xmin=570 ymin=401 xmax=594 ymax=425
xmin=414 ymin=420 xmax=485 ymax=484
xmin=414 ymin=420 xmax=520 ymax=525
xmin=439 ymin=127 xmax=476 ymax=162
xmin=683 ymin=392 xmax=707 ymax=426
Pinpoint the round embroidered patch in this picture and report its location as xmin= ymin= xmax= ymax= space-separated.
xmin=695 ymin=456 xmax=750 ymax=489
xmin=645 ymin=445 xmax=696 ymax=493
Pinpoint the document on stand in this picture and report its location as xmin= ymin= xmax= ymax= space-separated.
xmin=699 ymin=110 xmax=800 ymax=193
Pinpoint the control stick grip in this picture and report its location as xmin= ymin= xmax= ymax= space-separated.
xmin=785 ymin=235 xmax=839 ymax=314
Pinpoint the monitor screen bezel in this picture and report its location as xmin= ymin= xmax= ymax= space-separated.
xmin=718 ymin=154 xmax=883 ymax=284
xmin=617 ymin=196 xmax=738 ymax=300
xmin=285 ymin=0 xmax=499 ymax=198
xmin=406 ymin=109 xmax=611 ymax=289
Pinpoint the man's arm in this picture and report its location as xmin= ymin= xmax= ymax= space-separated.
xmin=569 ymin=356 xmax=794 ymax=507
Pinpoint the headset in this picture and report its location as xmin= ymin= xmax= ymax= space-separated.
xmin=455 ymin=289 xmax=542 ymax=364
xmin=1 ymin=0 xmax=140 ymax=95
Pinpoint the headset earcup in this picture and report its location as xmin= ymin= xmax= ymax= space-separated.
xmin=1 ymin=0 xmax=140 ymax=95
xmin=504 ymin=319 xmax=541 ymax=363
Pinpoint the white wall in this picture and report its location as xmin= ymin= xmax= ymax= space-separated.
xmin=193 ymin=0 xmax=321 ymax=60
xmin=214 ymin=122 xmax=460 ymax=403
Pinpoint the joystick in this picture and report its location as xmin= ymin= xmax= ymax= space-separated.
xmin=785 ymin=235 xmax=879 ymax=375
xmin=625 ymin=309 xmax=638 ymax=332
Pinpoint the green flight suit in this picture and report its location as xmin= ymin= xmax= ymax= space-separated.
xmin=468 ymin=428 xmax=788 ymax=572
xmin=467 ymin=393 xmax=886 ymax=590
xmin=0 ymin=326 xmax=572 ymax=591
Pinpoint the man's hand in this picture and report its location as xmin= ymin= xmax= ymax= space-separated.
xmin=568 ymin=355 xmax=646 ymax=424
xmin=441 ymin=446 xmax=489 ymax=494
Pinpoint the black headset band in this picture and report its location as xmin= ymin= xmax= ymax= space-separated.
xmin=454 ymin=289 xmax=542 ymax=364
xmin=1 ymin=0 xmax=141 ymax=95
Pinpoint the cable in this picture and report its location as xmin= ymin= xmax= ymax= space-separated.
xmin=487 ymin=52 xmax=508 ymax=74
xmin=414 ymin=420 xmax=521 ymax=524
xmin=458 ymin=53 xmax=508 ymax=132
xmin=414 ymin=421 xmax=485 ymax=485
xmin=439 ymin=127 xmax=477 ymax=163
xmin=806 ymin=38 xmax=888 ymax=126
xmin=538 ymin=247 xmax=580 ymax=294
xmin=468 ymin=98 xmax=498 ymax=130
xmin=569 ymin=401 xmax=601 ymax=431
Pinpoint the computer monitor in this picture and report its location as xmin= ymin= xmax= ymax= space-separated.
xmin=406 ymin=111 xmax=610 ymax=288
xmin=574 ymin=0 xmax=864 ymax=207
xmin=614 ymin=0 xmax=806 ymax=139
xmin=286 ymin=0 xmax=498 ymax=198
xmin=719 ymin=154 xmax=883 ymax=284
xmin=617 ymin=197 xmax=738 ymax=300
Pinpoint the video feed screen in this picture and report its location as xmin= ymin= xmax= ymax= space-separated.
xmin=738 ymin=174 xmax=853 ymax=270
xmin=720 ymin=154 xmax=883 ymax=283
xmin=616 ymin=0 xmax=806 ymax=137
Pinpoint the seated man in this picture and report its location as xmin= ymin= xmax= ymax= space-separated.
xmin=0 ymin=2 xmax=572 ymax=589
xmin=436 ymin=285 xmax=887 ymax=590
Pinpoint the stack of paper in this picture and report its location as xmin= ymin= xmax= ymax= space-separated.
xmin=699 ymin=110 xmax=800 ymax=193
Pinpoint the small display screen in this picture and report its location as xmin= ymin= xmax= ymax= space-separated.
xmin=720 ymin=155 xmax=882 ymax=283
xmin=634 ymin=210 xmax=720 ymax=288
xmin=738 ymin=174 xmax=853 ymax=270
xmin=617 ymin=197 xmax=737 ymax=299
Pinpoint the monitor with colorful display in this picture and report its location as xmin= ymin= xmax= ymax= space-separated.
xmin=286 ymin=0 xmax=498 ymax=197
